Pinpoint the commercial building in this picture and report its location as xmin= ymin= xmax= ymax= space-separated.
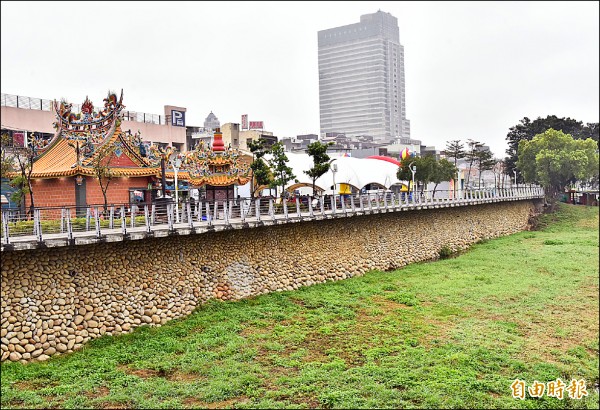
xmin=1 ymin=92 xmax=190 ymax=151
xmin=219 ymin=124 xmax=278 ymax=151
xmin=318 ymin=10 xmax=410 ymax=143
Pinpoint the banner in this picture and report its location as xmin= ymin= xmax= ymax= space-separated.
xmin=13 ymin=131 xmax=25 ymax=147
xmin=241 ymin=114 xmax=248 ymax=130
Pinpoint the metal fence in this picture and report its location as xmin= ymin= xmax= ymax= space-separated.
xmin=1 ymin=93 xmax=163 ymax=124
xmin=1 ymin=187 xmax=545 ymax=245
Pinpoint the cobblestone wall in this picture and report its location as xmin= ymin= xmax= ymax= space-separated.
xmin=1 ymin=201 xmax=539 ymax=362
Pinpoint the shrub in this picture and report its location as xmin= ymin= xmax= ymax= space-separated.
xmin=438 ymin=245 xmax=454 ymax=259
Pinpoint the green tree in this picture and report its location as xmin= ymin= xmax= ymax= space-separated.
xmin=90 ymin=145 xmax=116 ymax=213
xmin=444 ymin=140 xmax=465 ymax=194
xmin=397 ymin=155 xmax=435 ymax=194
xmin=430 ymin=158 xmax=457 ymax=198
xmin=8 ymin=174 xmax=28 ymax=211
xmin=248 ymin=138 xmax=273 ymax=197
xmin=505 ymin=116 xmax=599 ymax=181
xmin=474 ymin=148 xmax=494 ymax=189
xmin=517 ymin=128 xmax=599 ymax=199
xmin=10 ymin=140 xmax=37 ymax=216
xmin=464 ymin=139 xmax=483 ymax=187
xmin=267 ymin=142 xmax=296 ymax=200
xmin=304 ymin=141 xmax=333 ymax=196
xmin=1 ymin=132 xmax=15 ymax=179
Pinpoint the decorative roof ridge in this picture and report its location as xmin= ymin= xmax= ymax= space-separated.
xmin=30 ymin=133 xmax=64 ymax=162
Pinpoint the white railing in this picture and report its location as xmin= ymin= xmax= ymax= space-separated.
xmin=1 ymin=187 xmax=545 ymax=248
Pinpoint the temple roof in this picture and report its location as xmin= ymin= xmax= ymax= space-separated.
xmin=23 ymin=91 xmax=160 ymax=179
xmin=10 ymin=91 xmax=252 ymax=187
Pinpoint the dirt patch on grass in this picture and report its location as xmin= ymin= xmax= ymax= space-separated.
xmin=576 ymin=217 xmax=600 ymax=229
xmin=183 ymin=396 xmax=248 ymax=408
xmin=166 ymin=371 xmax=205 ymax=382
xmin=13 ymin=380 xmax=57 ymax=390
xmin=98 ymin=401 xmax=131 ymax=409
xmin=508 ymin=279 xmax=598 ymax=363
xmin=85 ymin=385 xmax=110 ymax=399
xmin=117 ymin=364 xmax=171 ymax=379
xmin=371 ymin=295 xmax=414 ymax=310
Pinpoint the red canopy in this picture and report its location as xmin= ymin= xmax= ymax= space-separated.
xmin=366 ymin=155 xmax=401 ymax=166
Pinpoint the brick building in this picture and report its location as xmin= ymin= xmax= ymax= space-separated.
xmin=13 ymin=91 xmax=162 ymax=209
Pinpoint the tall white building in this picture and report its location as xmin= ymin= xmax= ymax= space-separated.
xmin=318 ymin=10 xmax=410 ymax=143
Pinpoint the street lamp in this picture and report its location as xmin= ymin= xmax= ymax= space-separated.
xmin=409 ymin=161 xmax=417 ymax=201
xmin=171 ymin=155 xmax=182 ymax=223
xmin=329 ymin=158 xmax=338 ymax=197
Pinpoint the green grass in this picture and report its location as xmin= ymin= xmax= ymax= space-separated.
xmin=1 ymin=203 xmax=598 ymax=409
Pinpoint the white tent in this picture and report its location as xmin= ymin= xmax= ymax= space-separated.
xmin=263 ymin=152 xmax=406 ymax=195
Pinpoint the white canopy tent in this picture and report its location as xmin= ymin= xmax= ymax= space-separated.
xmin=261 ymin=152 xmax=406 ymax=195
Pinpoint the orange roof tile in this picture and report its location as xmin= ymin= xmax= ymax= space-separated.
xmin=28 ymin=138 xmax=78 ymax=178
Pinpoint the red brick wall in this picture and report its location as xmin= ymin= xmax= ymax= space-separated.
xmin=85 ymin=176 xmax=151 ymax=206
xmin=25 ymin=176 xmax=152 ymax=208
xmin=26 ymin=178 xmax=76 ymax=208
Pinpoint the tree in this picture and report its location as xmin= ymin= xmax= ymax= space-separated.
xmin=267 ymin=142 xmax=296 ymax=199
xmin=430 ymin=158 xmax=457 ymax=198
xmin=90 ymin=145 xmax=116 ymax=213
xmin=445 ymin=140 xmax=466 ymax=165
xmin=397 ymin=155 xmax=435 ymax=194
xmin=464 ymin=139 xmax=483 ymax=187
xmin=517 ymin=128 xmax=599 ymax=199
xmin=10 ymin=138 xmax=37 ymax=216
xmin=505 ymin=116 xmax=599 ymax=181
xmin=248 ymin=138 xmax=273 ymax=197
xmin=490 ymin=159 xmax=506 ymax=189
xmin=474 ymin=148 xmax=494 ymax=188
xmin=304 ymin=141 xmax=333 ymax=196
xmin=444 ymin=140 xmax=465 ymax=194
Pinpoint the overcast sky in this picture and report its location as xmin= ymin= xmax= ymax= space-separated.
xmin=1 ymin=1 xmax=598 ymax=157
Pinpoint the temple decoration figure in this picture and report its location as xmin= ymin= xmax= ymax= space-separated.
xmin=182 ymin=128 xmax=251 ymax=201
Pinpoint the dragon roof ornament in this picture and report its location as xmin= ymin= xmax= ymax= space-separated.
xmin=52 ymin=90 xmax=124 ymax=136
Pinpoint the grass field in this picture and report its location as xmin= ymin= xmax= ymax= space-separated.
xmin=1 ymin=203 xmax=598 ymax=409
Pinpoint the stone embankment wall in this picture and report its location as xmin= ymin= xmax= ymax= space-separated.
xmin=1 ymin=201 xmax=539 ymax=362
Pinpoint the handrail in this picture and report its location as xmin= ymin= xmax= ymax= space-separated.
xmin=1 ymin=93 xmax=163 ymax=125
xmin=0 ymin=187 xmax=545 ymax=247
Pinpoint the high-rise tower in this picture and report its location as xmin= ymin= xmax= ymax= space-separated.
xmin=318 ymin=10 xmax=410 ymax=143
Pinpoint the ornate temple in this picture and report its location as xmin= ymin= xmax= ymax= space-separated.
xmin=18 ymin=91 xmax=160 ymax=209
xmin=12 ymin=91 xmax=253 ymax=209
xmin=181 ymin=128 xmax=251 ymax=201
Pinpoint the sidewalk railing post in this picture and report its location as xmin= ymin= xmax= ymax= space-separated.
xmin=2 ymin=211 xmax=10 ymax=245
xmin=94 ymin=206 xmax=101 ymax=238
xmin=35 ymin=209 xmax=42 ymax=242
xmin=144 ymin=204 xmax=151 ymax=233
xmin=167 ymin=203 xmax=174 ymax=230
xmin=187 ymin=202 xmax=193 ymax=228
xmin=121 ymin=206 xmax=127 ymax=235
xmin=295 ymin=196 xmax=301 ymax=218
xmin=206 ymin=201 xmax=212 ymax=225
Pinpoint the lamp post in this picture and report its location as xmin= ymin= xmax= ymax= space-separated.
xmin=409 ymin=161 xmax=417 ymax=201
xmin=148 ymin=144 xmax=176 ymax=199
xmin=331 ymin=161 xmax=338 ymax=197
xmin=171 ymin=156 xmax=182 ymax=223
